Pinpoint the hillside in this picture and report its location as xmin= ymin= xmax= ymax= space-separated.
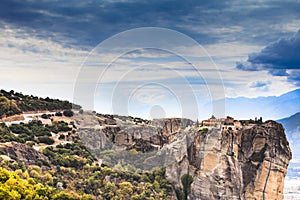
xmin=0 ymin=90 xmax=174 ymax=199
xmin=0 ymin=125 xmax=173 ymax=199
xmin=278 ymin=112 xmax=300 ymax=133
xmin=215 ymin=88 xmax=300 ymax=119
xmin=0 ymin=89 xmax=293 ymax=199
xmin=0 ymin=89 xmax=80 ymax=118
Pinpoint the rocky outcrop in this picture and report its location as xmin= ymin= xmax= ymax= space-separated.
xmin=75 ymin=112 xmax=194 ymax=170
xmin=76 ymin=112 xmax=193 ymax=152
xmin=166 ymin=120 xmax=292 ymax=200
xmin=0 ymin=142 xmax=50 ymax=166
xmin=75 ymin=112 xmax=112 ymax=153
xmin=152 ymin=118 xmax=194 ymax=141
xmin=239 ymin=121 xmax=291 ymax=200
xmin=75 ymin=112 xmax=291 ymax=199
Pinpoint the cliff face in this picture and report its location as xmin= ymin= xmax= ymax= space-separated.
xmin=166 ymin=120 xmax=292 ymax=200
xmin=0 ymin=142 xmax=50 ymax=166
xmin=75 ymin=113 xmax=291 ymax=199
xmin=76 ymin=112 xmax=193 ymax=153
xmin=239 ymin=121 xmax=291 ymax=200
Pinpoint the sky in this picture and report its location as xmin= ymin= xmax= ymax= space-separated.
xmin=1 ymin=0 xmax=300 ymax=119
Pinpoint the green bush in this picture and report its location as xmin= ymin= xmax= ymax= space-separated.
xmin=63 ymin=110 xmax=74 ymax=117
xmin=41 ymin=114 xmax=49 ymax=119
xmin=51 ymin=191 xmax=79 ymax=200
xmin=0 ymin=96 xmax=21 ymax=118
xmin=38 ymin=136 xmax=55 ymax=145
xmin=48 ymin=121 xmax=71 ymax=133
xmin=58 ymin=134 xmax=65 ymax=140
xmin=202 ymin=128 xmax=208 ymax=133
xmin=0 ymin=168 xmax=10 ymax=183
xmin=55 ymin=112 xmax=62 ymax=117
xmin=181 ymin=174 xmax=193 ymax=200
xmin=9 ymin=124 xmax=30 ymax=134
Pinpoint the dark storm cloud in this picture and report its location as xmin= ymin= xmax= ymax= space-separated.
xmin=268 ymin=69 xmax=289 ymax=76
xmin=237 ymin=30 xmax=300 ymax=85
xmin=0 ymin=0 xmax=213 ymax=46
xmin=249 ymin=30 xmax=300 ymax=69
xmin=1 ymin=0 xmax=300 ymax=47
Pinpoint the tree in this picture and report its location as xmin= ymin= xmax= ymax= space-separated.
xmin=0 ymin=96 xmax=21 ymax=117
xmin=63 ymin=110 xmax=74 ymax=117
xmin=51 ymin=191 xmax=79 ymax=200
xmin=55 ymin=112 xmax=63 ymax=117
xmin=38 ymin=136 xmax=55 ymax=145
xmin=41 ymin=114 xmax=49 ymax=119
xmin=0 ymin=168 xmax=10 ymax=183
xmin=181 ymin=174 xmax=193 ymax=200
xmin=118 ymin=181 xmax=133 ymax=197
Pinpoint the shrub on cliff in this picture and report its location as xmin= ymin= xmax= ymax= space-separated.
xmin=38 ymin=136 xmax=55 ymax=145
xmin=63 ymin=110 xmax=74 ymax=117
xmin=176 ymin=174 xmax=193 ymax=200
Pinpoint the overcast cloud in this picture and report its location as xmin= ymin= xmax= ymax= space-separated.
xmin=0 ymin=0 xmax=299 ymax=118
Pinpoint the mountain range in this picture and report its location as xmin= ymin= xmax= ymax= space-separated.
xmin=278 ymin=112 xmax=300 ymax=157
xmin=277 ymin=112 xmax=300 ymax=197
xmin=223 ymin=89 xmax=300 ymax=120
xmin=278 ymin=112 xmax=300 ymax=133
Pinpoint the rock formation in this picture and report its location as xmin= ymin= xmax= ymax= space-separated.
xmin=0 ymin=142 xmax=50 ymax=166
xmin=76 ymin=112 xmax=193 ymax=153
xmin=166 ymin=120 xmax=292 ymax=200
xmin=75 ymin=112 xmax=292 ymax=200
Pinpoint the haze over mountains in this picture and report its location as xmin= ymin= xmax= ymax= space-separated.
xmin=278 ymin=112 xmax=300 ymax=132
xmin=222 ymin=88 xmax=300 ymax=120
xmin=277 ymin=111 xmax=300 ymax=198
xmin=278 ymin=112 xmax=300 ymax=156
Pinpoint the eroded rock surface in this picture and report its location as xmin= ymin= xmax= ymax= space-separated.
xmin=75 ymin=112 xmax=292 ymax=200
xmin=0 ymin=142 xmax=50 ymax=166
xmin=166 ymin=120 xmax=291 ymax=200
xmin=76 ymin=112 xmax=193 ymax=153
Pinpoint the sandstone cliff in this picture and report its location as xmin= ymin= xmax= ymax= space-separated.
xmin=166 ymin=120 xmax=292 ymax=200
xmin=76 ymin=112 xmax=193 ymax=153
xmin=75 ymin=113 xmax=292 ymax=200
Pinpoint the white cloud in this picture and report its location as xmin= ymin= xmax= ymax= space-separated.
xmin=121 ymin=48 xmax=172 ymax=59
xmin=0 ymin=23 xmax=88 ymax=100
xmin=222 ymin=69 xmax=296 ymax=98
xmin=0 ymin=22 xmax=297 ymax=119
xmin=130 ymin=87 xmax=169 ymax=104
xmin=204 ymin=42 xmax=262 ymax=58
xmin=178 ymin=24 xmax=244 ymax=36
xmin=174 ymin=42 xmax=261 ymax=59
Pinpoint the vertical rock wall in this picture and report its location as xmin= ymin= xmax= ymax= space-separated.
xmin=166 ymin=121 xmax=292 ymax=200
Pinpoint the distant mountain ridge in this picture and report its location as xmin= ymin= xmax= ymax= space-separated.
xmin=277 ymin=112 xmax=300 ymax=157
xmin=223 ymin=88 xmax=300 ymax=119
xmin=278 ymin=112 xmax=300 ymax=133
xmin=277 ymin=112 xmax=300 ymax=195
